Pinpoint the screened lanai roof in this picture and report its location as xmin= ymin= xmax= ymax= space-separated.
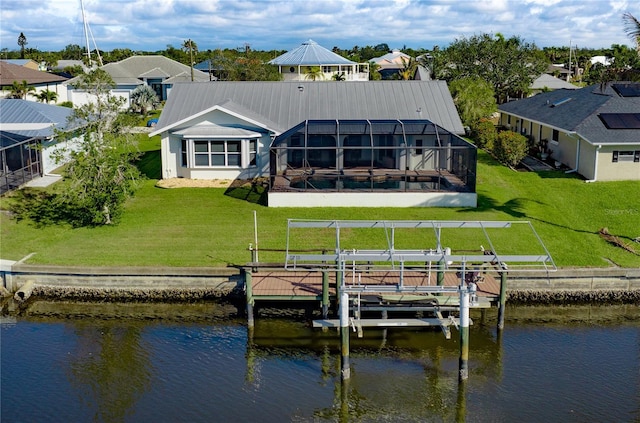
xmin=269 ymin=39 xmax=356 ymax=66
xmin=272 ymin=119 xmax=455 ymax=146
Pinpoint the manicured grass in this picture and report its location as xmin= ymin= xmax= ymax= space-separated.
xmin=1 ymin=150 xmax=639 ymax=268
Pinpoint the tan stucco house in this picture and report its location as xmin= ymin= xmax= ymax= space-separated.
xmin=499 ymin=82 xmax=640 ymax=181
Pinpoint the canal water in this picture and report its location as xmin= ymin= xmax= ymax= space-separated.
xmin=1 ymin=302 xmax=638 ymax=423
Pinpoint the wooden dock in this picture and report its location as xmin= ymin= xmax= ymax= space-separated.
xmin=249 ymin=270 xmax=501 ymax=302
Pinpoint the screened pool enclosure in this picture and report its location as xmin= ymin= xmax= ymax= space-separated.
xmin=269 ymin=119 xmax=476 ymax=194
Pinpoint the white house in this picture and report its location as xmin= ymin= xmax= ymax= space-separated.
xmin=65 ymin=55 xmax=211 ymax=108
xmin=268 ymin=40 xmax=369 ymax=81
xmin=150 ymin=80 xmax=478 ymax=207
xmin=0 ymin=99 xmax=84 ymax=193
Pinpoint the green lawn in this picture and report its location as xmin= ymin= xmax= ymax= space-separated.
xmin=1 ymin=146 xmax=639 ymax=268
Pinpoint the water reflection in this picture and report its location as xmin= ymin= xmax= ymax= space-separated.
xmin=2 ymin=300 xmax=638 ymax=423
xmin=67 ymin=323 xmax=151 ymax=423
xmin=246 ymin=318 xmax=504 ymax=422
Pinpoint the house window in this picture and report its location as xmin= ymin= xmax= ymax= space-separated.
xmin=552 ymin=129 xmax=559 ymax=141
xmin=181 ymin=140 xmax=187 ymax=167
xmin=322 ymin=66 xmax=331 ymax=73
xmin=612 ymin=151 xmax=636 ymax=163
xmin=249 ymin=139 xmax=257 ymax=166
xmin=193 ymin=140 xmax=242 ymax=167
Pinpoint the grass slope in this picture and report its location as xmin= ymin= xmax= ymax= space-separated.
xmin=1 ymin=148 xmax=639 ymax=268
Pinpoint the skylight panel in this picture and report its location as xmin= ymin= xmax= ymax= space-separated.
xmin=550 ymin=97 xmax=573 ymax=107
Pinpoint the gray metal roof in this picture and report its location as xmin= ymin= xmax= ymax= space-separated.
xmin=530 ymin=74 xmax=579 ymax=90
xmin=499 ymin=83 xmax=640 ymax=146
xmin=66 ymin=55 xmax=210 ymax=86
xmin=268 ymin=40 xmax=356 ymax=66
xmin=152 ymin=81 xmax=465 ymax=136
xmin=0 ymin=99 xmax=75 ymax=137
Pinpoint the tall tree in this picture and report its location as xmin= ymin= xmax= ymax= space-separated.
xmin=17 ymin=32 xmax=27 ymax=59
xmin=182 ymin=39 xmax=197 ymax=81
xmin=59 ymin=69 xmax=143 ymax=226
xmin=435 ymin=33 xmax=548 ymax=103
xmin=448 ymin=77 xmax=497 ymax=127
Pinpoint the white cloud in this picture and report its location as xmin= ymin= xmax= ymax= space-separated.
xmin=0 ymin=0 xmax=636 ymax=52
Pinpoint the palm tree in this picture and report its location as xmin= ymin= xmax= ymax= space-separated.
xmin=9 ymin=80 xmax=35 ymax=99
xmin=182 ymin=39 xmax=198 ymax=81
xmin=623 ymin=12 xmax=640 ymax=54
xmin=398 ymin=57 xmax=417 ymax=80
xmin=368 ymin=61 xmax=382 ymax=80
xmin=130 ymin=85 xmax=159 ymax=116
xmin=304 ymin=66 xmax=324 ymax=81
xmin=331 ymin=72 xmax=345 ymax=81
xmin=35 ymin=90 xmax=58 ymax=104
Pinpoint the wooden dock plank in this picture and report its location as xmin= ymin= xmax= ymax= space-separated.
xmin=251 ymin=270 xmax=500 ymax=300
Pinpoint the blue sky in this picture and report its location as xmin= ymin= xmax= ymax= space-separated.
xmin=1 ymin=0 xmax=638 ymax=53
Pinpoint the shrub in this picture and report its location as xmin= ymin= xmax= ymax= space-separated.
xmin=493 ymin=130 xmax=528 ymax=168
xmin=469 ymin=119 xmax=497 ymax=150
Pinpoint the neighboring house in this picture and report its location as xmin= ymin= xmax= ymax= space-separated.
xmin=50 ymin=60 xmax=93 ymax=76
xmin=268 ymin=40 xmax=369 ymax=81
xmin=1 ymin=59 xmax=41 ymax=71
xmin=590 ymin=56 xmax=613 ymax=67
xmin=194 ymin=59 xmax=222 ymax=81
xmin=546 ymin=64 xmax=572 ymax=81
xmin=0 ymin=99 xmax=84 ymax=194
xmin=65 ymin=55 xmax=211 ymax=107
xmin=370 ymin=49 xmax=412 ymax=79
xmin=150 ymin=80 xmax=477 ymax=207
xmin=529 ymin=74 xmax=579 ymax=95
xmin=498 ymin=82 xmax=640 ymax=182
xmin=0 ymin=61 xmax=69 ymax=102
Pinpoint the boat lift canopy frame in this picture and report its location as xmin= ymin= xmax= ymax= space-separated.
xmin=284 ymin=220 xmax=556 ymax=279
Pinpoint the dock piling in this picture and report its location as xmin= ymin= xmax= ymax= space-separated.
xmin=497 ymin=271 xmax=507 ymax=331
xmin=339 ymin=291 xmax=351 ymax=380
xmin=459 ymin=282 xmax=470 ymax=381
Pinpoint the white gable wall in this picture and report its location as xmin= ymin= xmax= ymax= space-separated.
xmin=161 ymin=109 xmax=271 ymax=180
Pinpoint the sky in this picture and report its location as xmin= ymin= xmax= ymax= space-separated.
xmin=1 ymin=0 xmax=638 ymax=54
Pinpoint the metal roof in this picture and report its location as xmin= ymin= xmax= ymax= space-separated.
xmin=0 ymin=99 xmax=75 ymax=137
xmin=65 ymin=55 xmax=210 ymax=86
xmin=151 ymin=80 xmax=465 ymax=136
xmin=268 ymin=40 xmax=356 ymax=66
xmin=173 ymin=124 xmax=262 ymax=138
xmin=499 ymin=83 xmax=640 ymax=146
xmin=530 ymin=74 xmax=579 ymax=91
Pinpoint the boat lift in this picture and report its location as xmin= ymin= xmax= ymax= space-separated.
xmin=283 ymin=219 xmax=556 ymax=380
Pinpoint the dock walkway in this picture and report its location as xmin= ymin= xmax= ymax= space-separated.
xmin=249 ymin=269 xmax=500 ymax=303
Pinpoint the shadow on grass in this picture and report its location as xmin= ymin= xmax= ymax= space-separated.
xmin=464 ymin=193 xmax=598 ymax=237
xmin=136 ymin=150 xmax=161 ymax=179
xmin=224 ymin=179 xmax=268 ymax=206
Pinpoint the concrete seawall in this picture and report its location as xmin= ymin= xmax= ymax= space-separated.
xmin=2 ymin=263 xmax=640 ymax=303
